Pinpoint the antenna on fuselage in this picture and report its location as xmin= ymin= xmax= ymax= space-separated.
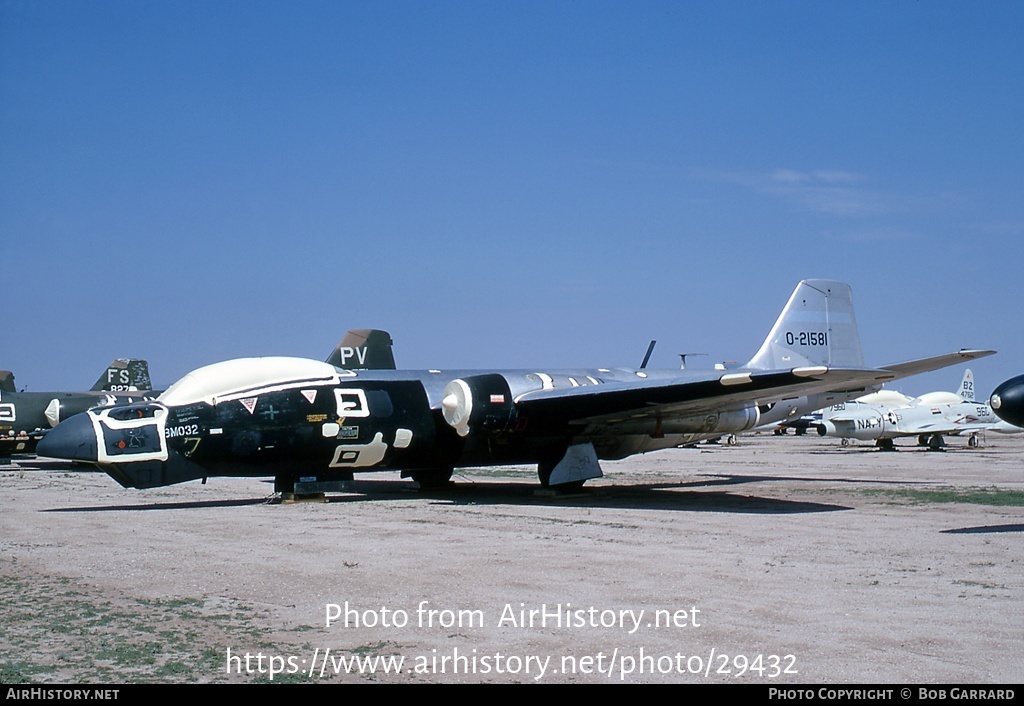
xmin=640 ymin=341 xmax=657 ymax=369
xmin=679 ymin=353 xmax=707 ymax=370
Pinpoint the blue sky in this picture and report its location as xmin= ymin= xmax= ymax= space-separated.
xmin=2 ymin=0 xmax=1022 ymax=397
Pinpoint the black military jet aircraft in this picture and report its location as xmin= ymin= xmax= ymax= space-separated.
xmin=990 ymin=374 xmax=1024 ymax=428
xmin=1 ymin=359 xmax=154 ymax=459
xmin=38 ymin=280 xmax=993 ymax=493
xmin=2 ymin=329 xmax=393 ymax=464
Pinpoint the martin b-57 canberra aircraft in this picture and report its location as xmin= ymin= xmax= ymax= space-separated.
xmin=37 ymin=280 xmax=993 ymax=494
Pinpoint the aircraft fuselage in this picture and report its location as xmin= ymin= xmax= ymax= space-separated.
xmin=38 ymin=362 xmax=775 ymax=490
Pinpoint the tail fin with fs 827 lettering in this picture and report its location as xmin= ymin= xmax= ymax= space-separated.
xmin=90 ymin=359 xmax=153 ymax=392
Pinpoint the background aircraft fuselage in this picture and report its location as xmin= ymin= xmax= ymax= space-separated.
xmin=1 ymin=359 xmax=154 ymax=459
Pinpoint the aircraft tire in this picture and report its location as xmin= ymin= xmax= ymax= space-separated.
xmin=538 ymin=462 xmax=554 ymax=487
xmin=410 ymin=468 xmax=454 ymax=489
xmin=274 ymin=475 xmax=295 ymax=494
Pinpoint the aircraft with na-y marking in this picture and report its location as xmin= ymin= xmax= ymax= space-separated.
xmin=815 ymin=369 xmax=1004 ymax=449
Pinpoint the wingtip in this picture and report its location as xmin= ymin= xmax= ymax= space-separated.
xmin=958 ymin=348 xmax=997 ymax=358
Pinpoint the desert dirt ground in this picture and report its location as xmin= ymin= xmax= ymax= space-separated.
xmin=1 ymin=431 xmax=1022 ymax=684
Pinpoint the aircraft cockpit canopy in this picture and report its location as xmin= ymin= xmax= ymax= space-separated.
xmin=159 ymin=357 xmax=343 ymax=407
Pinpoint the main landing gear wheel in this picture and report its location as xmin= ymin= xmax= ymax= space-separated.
xmin=407 ymin=468 xmax=454 ymax=490
xmin=274 ymin=475 xmax=295 ymax=494
xmin=875 ymin=438 xmax=896 ymax=451
xmin=537 ymin=460 xmax=555 ymax=487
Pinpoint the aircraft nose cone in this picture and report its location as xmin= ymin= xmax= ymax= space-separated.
xmin=441 ymin=394 xmax=459 ymax=413
xmin=990 ymin=374 xmax=1024 ymax=428
xmin=36 ymin=412 xmax=99 ymax=462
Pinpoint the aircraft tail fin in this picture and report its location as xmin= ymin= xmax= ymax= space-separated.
xmin=0 ymin=371 xmax=15 ymax=393
xmin=90 ymin=359 xmax=153 ymax=392
xmin=820 ymin=402 xmax=843 ymax=422
xmin=745 ymin=280 xmax=865 ymax=371
xmin=959 ymin=369 xmax=975 ymax=401
xmin=326 ymin=329 xmax=397 ymax=370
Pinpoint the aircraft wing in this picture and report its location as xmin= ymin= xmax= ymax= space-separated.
xmin=514 ymin=367 xmax=896 ymax=430
xmin=514 ymin=349 xmax=996 ymax=432
xmin=879 ymin=349 xmax=995 ymax=379
xmin=904 ymin=421 xmax=954 ymax=432
xmin=947 ymin=418 xmax=997 ymax=432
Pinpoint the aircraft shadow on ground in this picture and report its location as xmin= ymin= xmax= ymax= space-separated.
xmin=27 ymin=466 xmax=926 ymax=516
xmin=304 ymin=472 xmax=855 ymax=515
xmin=42 ymin=497 xmax=270 ymax=513
xmin=942 ymin=524 xmax=1024 ymax=534
xmin=685 ymin=473 xmax=935 ymax=488
xmin=29 ymin=465 xmax=937 ymax=515
xmin=38 ymin=482 xmax=849 ymax=515
xmin=421 ymin=485 xmax=849 ymax=515
xmin=13 ymin=451 xmax=998 ymax=516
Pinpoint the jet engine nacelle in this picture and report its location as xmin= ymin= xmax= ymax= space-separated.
xmin=441 ymin=374 xmax=519 ymax=438
xmin=670 ymin=406 xmax=761 ymax=435
xmin=43 ymin=395 xmax=117 ymax=429
xmin=713 ymin=406 xmax=761 ymax=433
xmin=587 ymin=405 xmax=761 ymax=438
